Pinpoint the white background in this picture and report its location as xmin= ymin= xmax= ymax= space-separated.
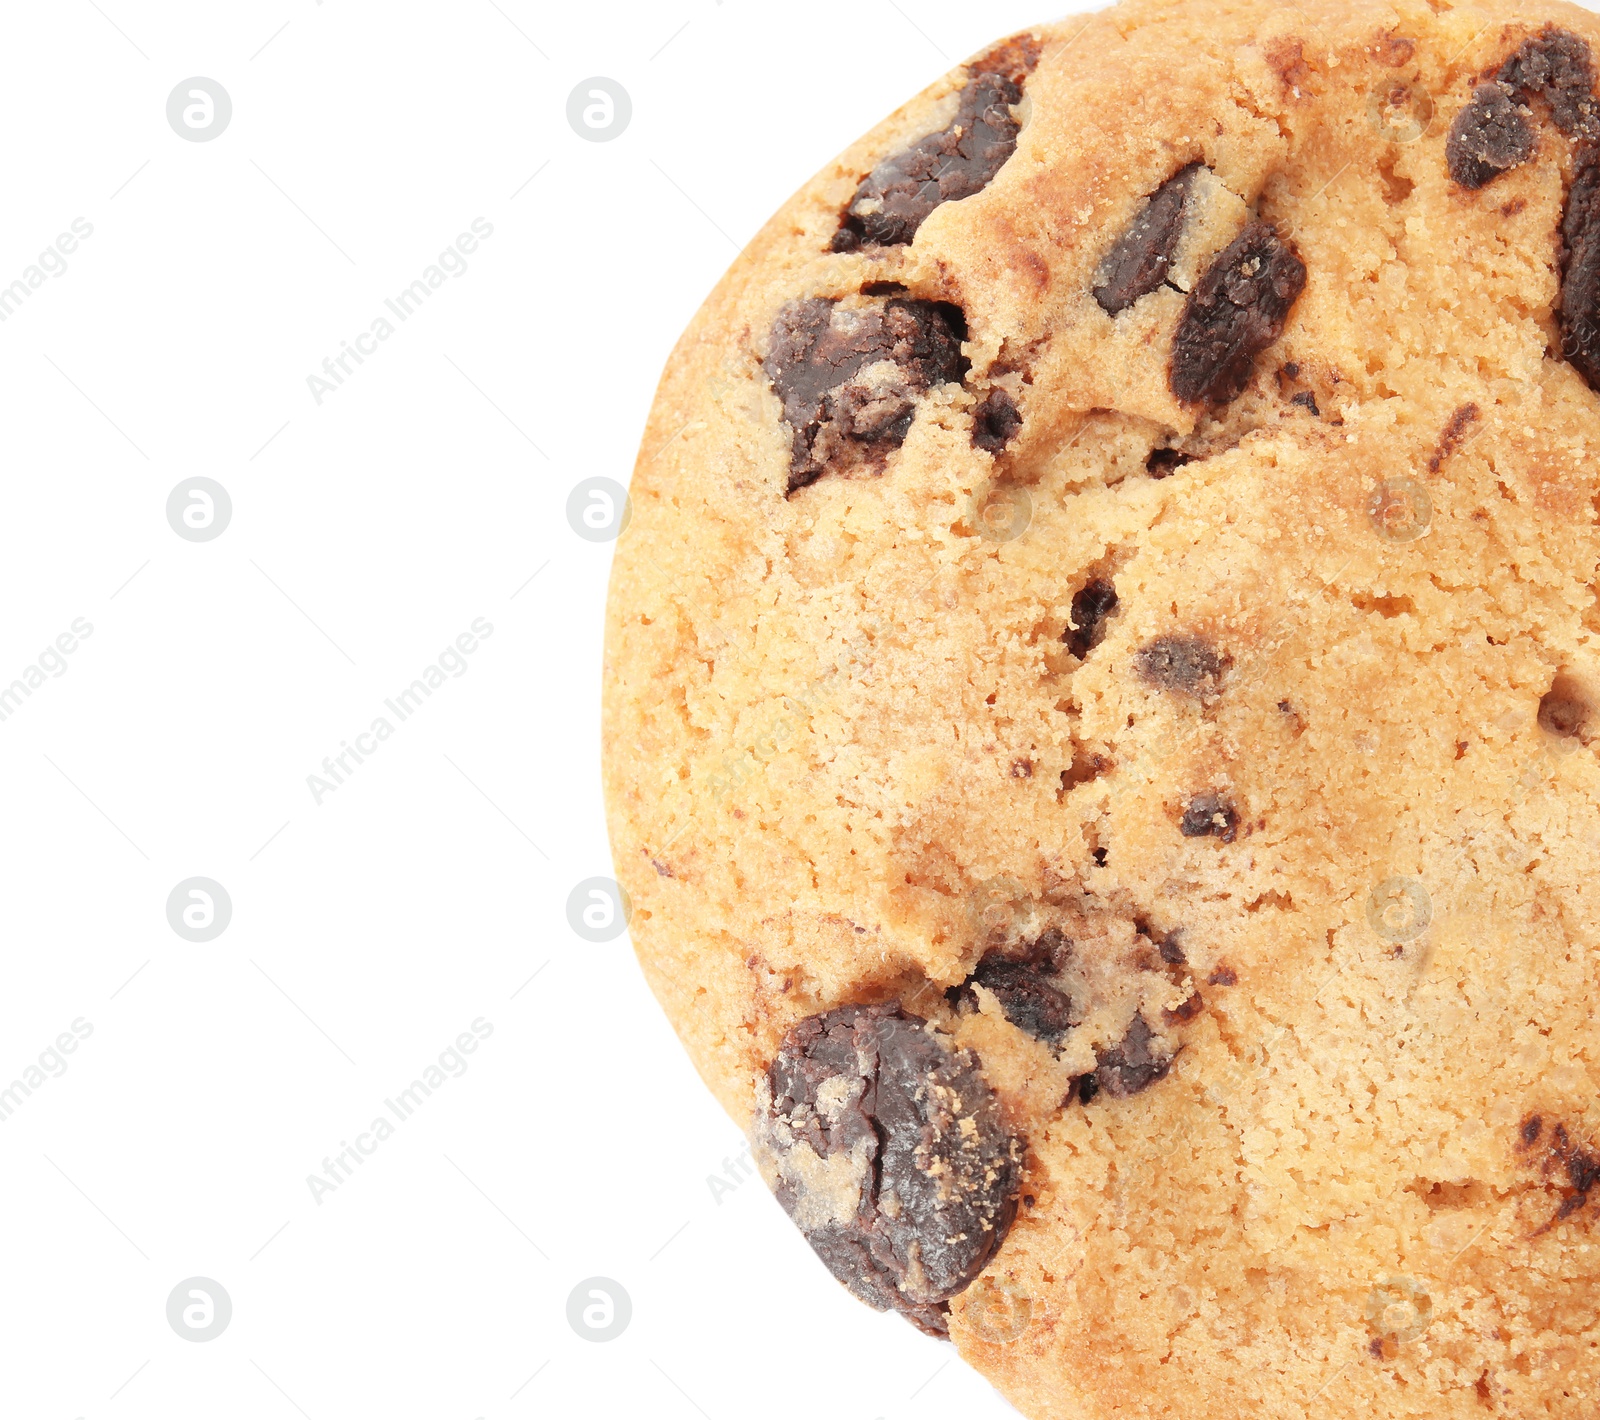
xmin=0 ymin=1 xmax=1090 ymax=1418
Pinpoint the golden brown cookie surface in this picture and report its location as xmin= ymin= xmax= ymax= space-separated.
xmin=603 ymin=2 xmax=1600 ymax=1414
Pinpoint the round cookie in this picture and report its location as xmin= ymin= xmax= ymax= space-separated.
xmin=602 ymin=1 xmax=1600 ymax=1415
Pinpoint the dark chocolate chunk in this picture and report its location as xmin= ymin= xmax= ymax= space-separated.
xmin=1446 ymin=83 xmax=1536 ymax=189
xmin=965 ymin=957 xmax=1074 ymax=1047
xmin=1170 ymin=223 xmax=1307 ymax=404
xmin=972 ymin=387 xmax=1023 ymax=452
xmin=755 ymin=1004 xmax=1022 ymax=1335
xmin=1088 ymin=1016 xmax=1171 ymax=1098
xmin=1290 ymin=389 xmax=1320 ymax=415
xmin=766 ymin=296 xmax=969 ymax=492
xmin=1561 ymin=145 xmax=1600 ymax=389
xmin=1065 ymin=578 xmax=1119 ymax=659
xmin=1094 ymin=165 xmax=1201 ymax=315
xmin=1180 ymin=792 xmax=1239 ymax=842
xmin=1497 ymin=27 xmax=1597 ymax=137
xmin=1145 ymin=447 xmax=1194 ymax=478
xmin=1135 ymin=634 xmax=1227 ymax=695
xmin=833 ymin=71 xmax=1024 ymax=250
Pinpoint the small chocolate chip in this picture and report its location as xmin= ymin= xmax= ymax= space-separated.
xmin=962 ymin=957 xmax=1074 ymax=1047
xmin=1538 ymin=683 xmax=1590 ymax=737
xmin=1290 ymin=390 xmax=1320 ymax=416
xmin=1157 ymin=936 xmax=1187 ymax=967
xmin=1163 ymin=991 xmax=1205 ymax=1025
xmin=1091 ymin=846 xmax=1108 ymax=866
xmin=1094 ymin=164 xmax=1201 ymax=315
xmin=1145 ymin=447 xmax=1194 ymax=478
xmin=1208 ymin=965 xmax=1238 ymax=986
xmin=1561 ymin=145 xmax=1600 ymax=390
xmin=1428 ymin=402 xmax=1480 ymax=472
xmin=1447 ymin=83 xmax=1536 ymax=189
xmin=1180 ymin=792 xmax=1239 ymax=842
xmin=972 ymin=387 xmax=1023 ymax=452
xmin=835 ymin=71 xmax=1025 ymax=249
xmin=1088 ymin=1016 xmax=1171 ymax=1098
xmin=1010 ymin=757 xmax=1033 ymax=778
xmin=755 ymin=1004 xmax=1022 ymax=1336
xmin=1066 ymin=579 xmax=1119 ymax=659
xmin=1522 ymin=1114 xmax=1544 ymax=1147
xmin=1135 ymin=635 xmax=1227 ymax=695
xmin=766 ymin=296 xmax=969 ymax=492
xmin=1497 ymin=27 xmax=1598 ymax=137
xmin=1170 ymin=223 xmax=1307 ymax=404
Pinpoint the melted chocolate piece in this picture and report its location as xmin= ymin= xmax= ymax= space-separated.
xmin=964 ymin=957 xmax=1074 ymax=1047
xmin=1135 ymin=634 xmax=1227 ymax=695
xmin=1087 ymin=1016 xmax=1171 ymax=1098
xmin=765 ymin=297 xmax=968 ymax=492
xmin=755 ymin=1005 xmax=1022 ymax=1335
xmin=1094 ymin=165 xmax=1201 ymax=314
xmin=1180 ymin=792 xmax=1239 ymax=842
xmin=972 ymin=387 xmax=1023 ymax=451
xmin=1538 ymin=680 xmax=1590 ymax=737
xmin=1145 ymin=447 xmax=1195 ymax=478
xmin=1561 ymin=145 xmax=1600 ymax=390
xmin=833 ymin=72 xmax=1024 ymax=250
xmin=1066 ymin=579 xmax=1119 ymax=659
xmin=1497 ymin=27 xmax=1597 ymax=136
xmin=1170 ymin=223 xmax=1306 ymax=404
xmin=1447 ymin=83 xmax=1536 ymax=189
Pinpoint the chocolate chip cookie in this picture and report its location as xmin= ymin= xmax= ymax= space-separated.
xmin=603 ymin=2 xmax=1600 ymax=1415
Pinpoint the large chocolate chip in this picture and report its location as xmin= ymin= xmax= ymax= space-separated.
xmin=961 ymin=957 xmax=1074 ymax=1047
xmin=1497 ymin=27 xmax=1597 ymax=137
xmin=1135 ymin=634 xmax=1227 ymax=695
xmin=765 ymin=297 xmax=969 ymax=492
xmin=1180 ymin=792 xmax=1239 ymax=842
xmin=972 ymin=387 xmax=1023 ymax=452
xmin=1066 ymin=578 xmax=1119 ymax=659
xmin=1447 ymin=83 xmax=1537 ymax=189
xmin=1169 ymin=223 xmax=1306 ymax=404
xmin=754 ymin=1004 xmax=1023 ymax=1336
xmin=1094 ymin=164 xmax=1201 ymax=315
xmin=1086 ymin=1016 xmax=1171 ymax=1098
xmin=1561 ymin=144 xmax=1600 ymax=389
xmin=832 ymin=71 xmax=1024 ymax=250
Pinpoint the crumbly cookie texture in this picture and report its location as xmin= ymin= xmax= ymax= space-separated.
xmin=602 ymin=0 xmax=1600 ymax=1415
